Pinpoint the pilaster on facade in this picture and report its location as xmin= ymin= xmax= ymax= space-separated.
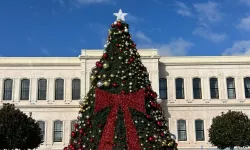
xmin=65 ymin=78 xmax=72 ymax=103
xmin=30 ymin=78 xmax=37 ymax=103
xmin=236 ymin=76 xmax=245 ymax=102
xmin=167 ymin=77 xmax=175 ymax=103
xmin=14 ymin=78 xmax=20 ymax=103
xmin=0 ymin=78 xmax=3 ymax=102
xmin=202 ymin=77 xmax=210 ymax=103
xmin=219 ymin=76 xmax=227 ymax=102
xmin=185 ymin=77 xmax=193 ymax=103
xmin=48 ymin=78 xmax=55 ymax=103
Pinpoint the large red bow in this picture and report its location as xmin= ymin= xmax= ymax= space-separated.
xmin=95 ymin=88 xmax=146 ymax=150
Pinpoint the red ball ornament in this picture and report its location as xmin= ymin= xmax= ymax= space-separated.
xmin=111 ymin=24 xmax=115 ymax=28
xmin=96 ymin=61 xmax=103 ymax=68
xmin=121 ymin=90 xmax=125 ymax=94
xmin=64 ymin=147 xmax=68 ymax=150
xmin=126 ymin=47 xmax=129 ymax=50
xmin=103 ymin=53 xmax=108 ymax=59
xmin=157 ymin=121 xmax=162 ymax=126
xmin=79 ymin=129 xmax=84 ymax=135
xmin=129 ymin=57 xmax=134 ymax=62
xmin=77 ymin=141 xmax=81 ymax=145
xmin=117 ymin=22 xmax=122 ymax=27
xmin=69 ymin=144 xmax=74 ymax=148
xmin=146 ymin=114 xmax=151 ymax=119
xmin=74 ymin=123 xmax=79 ymax=128
xmin=119 ymin=49 xmax=123 ymax=52
xmin=160 ymin=132 xmax=165 ymax=137
xmin=89 ymin=138 xmax=93 ymax=142
xmin=116 ymin=44 xmax=119 ymax=47
xmin=132 ymin=44 xmax=136 ymax=47
xmin=151 ymin=92 xmax=157 ymax=98
xmin=71 ymin=131 xmax=76 ymax=137
xmin=98 ymin=124 xmax=103 ymax=127
xmin=147 ymin=136 xmax=155 ymax=142
xmin=78 ymin=148 xmax=83 ymax=150
xmin=112 ymin=83 xmax=118 ymax=87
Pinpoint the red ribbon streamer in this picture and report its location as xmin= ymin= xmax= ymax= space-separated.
xmin=95 ymin=88 xmax=146 ymax=150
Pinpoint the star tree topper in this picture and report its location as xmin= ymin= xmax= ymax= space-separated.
xmin=114 ymin=9 xmax=127 ymax=21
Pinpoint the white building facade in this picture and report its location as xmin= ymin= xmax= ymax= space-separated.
xmin=0 ymin=49 xmax=250 ymax=150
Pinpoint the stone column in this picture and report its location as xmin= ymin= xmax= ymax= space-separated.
xmin=167 ymin=77 xmax=175 ymax=103
xmin=14 ymin=78 xmax=20 ymax=103
xmin=65 ymin=78 xmax=72 ymax=102
xmin=30 ymin=78 xmax=37 ymax=102
xmin=0 ymin=78 xmax=3 ymax=102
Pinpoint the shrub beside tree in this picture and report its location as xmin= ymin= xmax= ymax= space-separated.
xmin=208 ymin=110 xmax=250 ymax=150
xmin=0 ymin=103 xmax=43 ymax=150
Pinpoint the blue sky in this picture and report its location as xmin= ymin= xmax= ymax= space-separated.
xmin=0 ymin=0 xmax=250 ymax=57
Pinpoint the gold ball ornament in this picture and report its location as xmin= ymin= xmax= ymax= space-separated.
xmin=90 ymin=75 xmax=96 ymax=81
xmin=97 ymin=75 xmax=101 ymax=79
xmin=102 ymin=74 xmax=106 ymax=78
xmin=103 ymin=81 xmax=110 ymax=86
xmin=103 ymin=63 xmax=109 ymax=69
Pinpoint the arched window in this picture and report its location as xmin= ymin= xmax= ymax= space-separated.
xmin=195 ymin=119 xmax=205 ymax=141
xmin=159 ymin=78 xmax=167 ymax=99
xmin=72 ymin=79 xmax=81 ymax=100
xmin=71 ymin=120 xmax=77 ymax=131
xmin=38 ymin=79 xmax=47 ymax=100
xmin=227 ymin=77 xmax=236 ymax=99
xmin=193 ymin=78 xmax=202 ymax=99
xmin=244 ymin=77 xmax=250 ymax=98
xmin=175 ymin=78 xmax=184 ymax=99
xmin=3 ymin=79 xmax=13 ymax=100
xmin=177 ymin=120 xmax=187 ymax=141
xmin=210 ymin=78 xmax=219 ymax=99
xmin=20 ymin=79 xmax=30 ymax=100
xmin=55 ymin=79 xmax=64 ymax=100
xmin=37 ymin=121 xmax=45 ymax=141
xmin=53 ymin=120 xmax=63 ymax=142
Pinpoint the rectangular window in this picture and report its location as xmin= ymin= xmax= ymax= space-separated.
xmin=195 ymin=120 xmax=205 ymax=141
xmin=176 ymin=78 xmax=184 ymax=99
xmin=210 ymin=78 xmax=219 ymax=99
xmin=3 ymin=79 xmax=13 ymax=100
xmin=72 ymin=79 xmax=81 ymax=100
xmin=55 ymin=79 xmax=64 ymax=100
xmin=54 ymin=121 xmax=63 ymax=142
xmin=227 ymin=78 xmax=236 ymax=99
xmin=38 ymin=79 xmax=47 ymax=100
xmin=193 ymin=78 xmax=202 ymax=99
xmin=159 ymin=78 xmax=167 ymax=99
xmin=177 ymin=120 xmax=187 ymax=141
xmin=20 ymin=79 xmax=30 ymax=100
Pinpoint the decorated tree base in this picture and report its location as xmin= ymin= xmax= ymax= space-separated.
xmin=64 ymin=9 xmax=178 ymax=150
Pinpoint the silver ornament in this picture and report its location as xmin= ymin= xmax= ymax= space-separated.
xmin=97 ymin=81 xmax=103 ymax=87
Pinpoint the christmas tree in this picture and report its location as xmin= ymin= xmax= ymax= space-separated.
xmin=65 ymin=9 xmax=178 ymax=150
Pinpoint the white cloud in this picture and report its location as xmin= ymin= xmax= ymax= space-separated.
xmin=157 ymin=38 xmax=194 ymax=56
xmin=222 ymin=40 xmax=250 ymax=55
xmin=176 ymin=1 xmax=193 ymax=17
xmin=126 ymin=14 xmax=144 ymax=23
xmin=193 ymin=2 xmax=222 ymax=23
xmin=135 ymin=31 xmax=152 ymax=43
xmin=76 ymin=0 xmax=112 ymax=4
xmin=193 ymin=27 xmax=227 ymax=43
xmin=137 ymin=38 xmax=194 ymax=56
xmin=240 ymin=0 xmax=250 ymax=6
xmin=40 ymin=48 xmax=50 ymax=56
xmin=237 ymin=16 xmax=250 ymax=31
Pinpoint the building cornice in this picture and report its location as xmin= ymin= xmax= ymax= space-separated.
xmin=160 ymin=56 xmax=250 ymax=66
xmin=0 ymin=57 xmax=80 ymax=67
xmin=79 ymin=49 xmax=160 ymax=59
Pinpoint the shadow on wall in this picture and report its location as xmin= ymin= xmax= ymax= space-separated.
xmin=158 ymin=62 xmax=176 ymax=138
